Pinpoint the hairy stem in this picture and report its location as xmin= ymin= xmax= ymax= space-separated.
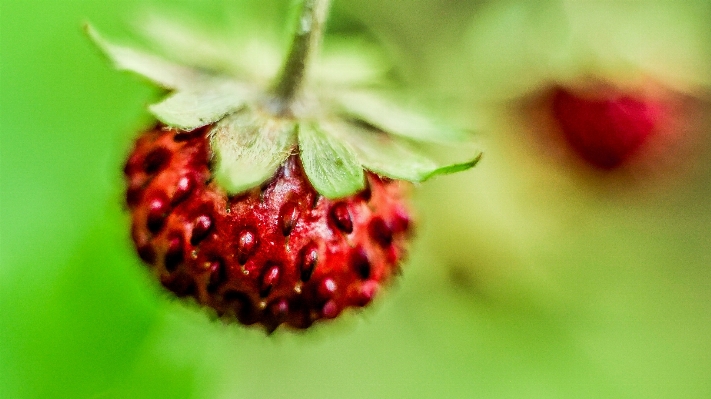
xmin=272 ymin=0 xmax=332 ymax=113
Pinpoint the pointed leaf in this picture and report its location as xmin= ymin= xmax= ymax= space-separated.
xmin=138 ymin=13 xmax=282 ymax=83
xmin=298 ymin=123 xmax=365 ymax=199
xmin=336 ymin=91 xmax=470 ymax=143
xmin=327 ymin=120 xmax=480 ymax=182
xmin=424 ymin=153 xmax=482 ymax=178
xmin=211 ymin=109 xmax=296 ymax=194
xmin=149 ymin=79 xmax=253 ymax=130
xmin=86 ymin=24 xmax=202 ymax=89
xmin=137 ymin=14 xmax=244 ymax=76
xmin=315 ymin=40 xmax=389 ymax=86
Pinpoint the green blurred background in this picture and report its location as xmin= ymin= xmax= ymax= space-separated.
xmin=2 ymin=1 xmax=711 ymax=398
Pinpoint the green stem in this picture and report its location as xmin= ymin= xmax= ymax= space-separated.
xmin=272 ymin=0 xmax=332 ymax=113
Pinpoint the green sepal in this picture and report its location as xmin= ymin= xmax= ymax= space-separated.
xmin=315 ymin=39 xmax=389 ymax=87
xmin=137 ymin=14 xmax=390 ymax=88
xmin=336 ymin=91 xmax=471 ymax=143
xmin=85 ymin=24 xmax=203 ymax=90
xmin=88 ymin=19 xmax=481 ymax=198
xmin=327 ymin=120 xmax=481 ymax=182
xmin=136 ymin=13 xmax=282 ymax=83
xmin=149 ymin=79 xmax=253 ymax=130
xmin=421 ymin=152 xmax=482 ymax=180
xmin=211 ymin=108 xmax=297 ymax=194
xmin=298 ymin=122 xmax=365 ymax=199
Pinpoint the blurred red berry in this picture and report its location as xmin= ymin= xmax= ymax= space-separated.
xmin=552 ymin=86 xmax=666 ymax=169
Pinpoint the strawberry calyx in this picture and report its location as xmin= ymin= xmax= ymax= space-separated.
xmin=87 ymin=0 xmax=480 ymax=199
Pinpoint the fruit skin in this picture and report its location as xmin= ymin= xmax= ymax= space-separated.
xmin=552 ymin=86 xmax=665 ymax=169
xmin=124 ymin=125 xmax=412 ymax=331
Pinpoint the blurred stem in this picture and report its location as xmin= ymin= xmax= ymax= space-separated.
xmin=272 ymin=0 xmax=332 ymax=114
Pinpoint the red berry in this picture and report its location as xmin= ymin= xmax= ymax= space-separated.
xmin=552 ymin=86 xmax=665 ymax=169
xmin=124 ymin=125 xmax=413 ymax=331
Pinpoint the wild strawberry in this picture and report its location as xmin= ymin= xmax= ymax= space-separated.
xmin=124 ymin=124 xmax=413 ymax=330
xmin=89 ymin=0 xmax=480 ymax=331
xmin=552 ymin=85 xmax=666 ymax=169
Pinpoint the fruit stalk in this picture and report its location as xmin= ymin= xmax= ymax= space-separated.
xmin=272 ymin=0 xmax=332 ymax=113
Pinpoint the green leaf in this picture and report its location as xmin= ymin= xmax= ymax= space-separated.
xmin=211 ymin=108 xmax=296 ymax=194
xmin=139 ymin=14 xmax=395 ymax=89
xmin=137 ymin=13 xmax=282 ymax=84
xmin=85 ymin=24 xmax=203 ymax=89
xmin=298 ymin=122 xmax=365 ymax=199
xmin=149 ymin=79 xmax=253 ymax=130
xmin=315 ymin=39 xmax=389 ymax=87
xmin=336 ymin=91 xmax=470 ymax=143
xmin=327 ymin=120 xmax=480 ymax=182
xmin=424 ymin=153 xmax=483 ymax=178
xmin=136 ymin=14 xmax=244 ymax=76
